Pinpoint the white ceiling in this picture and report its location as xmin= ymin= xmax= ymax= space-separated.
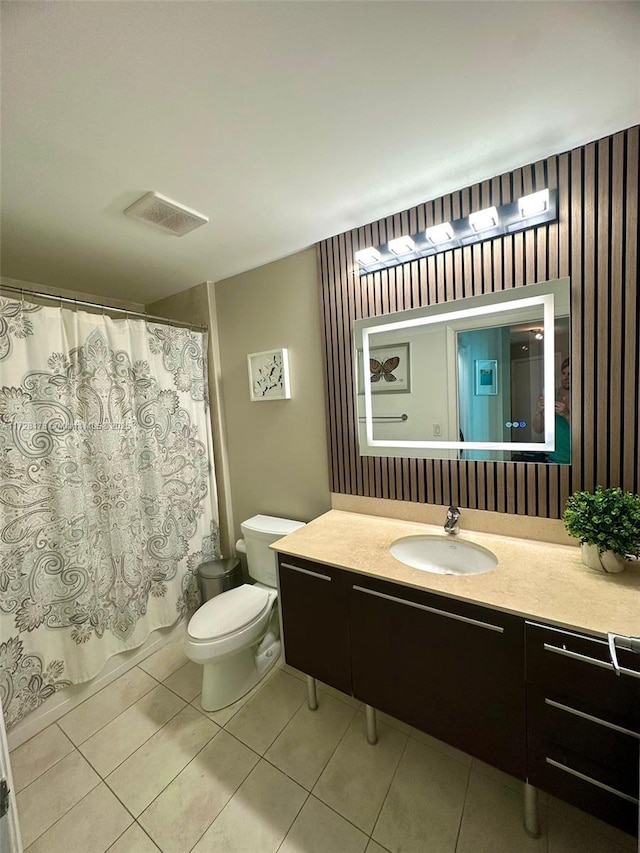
xmin=2 ymin=1 xmax=639 ymax=305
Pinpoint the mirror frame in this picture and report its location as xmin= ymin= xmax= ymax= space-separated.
xmin=354 ymin=278 xmax=569 ymax=457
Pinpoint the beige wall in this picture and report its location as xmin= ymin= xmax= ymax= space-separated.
xmin=215 ymin=248 xmax=331 ymax=541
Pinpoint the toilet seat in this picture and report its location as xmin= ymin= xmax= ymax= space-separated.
xmin=185 ymin=583 xmax=278 ymax=664
xmin=188 ymin=584 xmax=271 ymax=641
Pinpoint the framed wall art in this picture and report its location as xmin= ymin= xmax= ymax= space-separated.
xmin=247 ymin=348 xmax=291 ymax=401
xmin=475 ymin=359 xmax=498 ymax=396
xmin=357 ymin=342 xmax=411 ymax=394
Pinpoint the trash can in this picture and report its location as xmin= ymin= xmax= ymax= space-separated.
xmin=197 ymin=557 xmax=242 ymax=602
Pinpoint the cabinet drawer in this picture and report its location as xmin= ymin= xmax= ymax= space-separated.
xmin=277 ymin=556 xmax=351 ymax=695
xmin=527 ymin=702 xmax=638 ymax=837
xmin=527 ymin=684 xmax=639 ymax=798
xmin=526 ymin=622 xmax=640 ymax=731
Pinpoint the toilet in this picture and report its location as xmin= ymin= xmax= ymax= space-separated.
xmin=185 ymin=514 xmax=305 ymax=711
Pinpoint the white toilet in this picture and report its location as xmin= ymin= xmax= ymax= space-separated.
xmin=185 ymin=514 xmax=305 ymax=711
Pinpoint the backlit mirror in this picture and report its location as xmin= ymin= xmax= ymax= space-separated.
xmin=354 ymin=278 xmax=570 ymax=463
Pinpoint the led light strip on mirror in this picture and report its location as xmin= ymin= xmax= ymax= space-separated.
xmin=361 ymin=291 xmax=557 ymax=453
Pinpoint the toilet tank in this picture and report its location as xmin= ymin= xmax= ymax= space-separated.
xmin=240 ymin=515 xmax=306 ymax=586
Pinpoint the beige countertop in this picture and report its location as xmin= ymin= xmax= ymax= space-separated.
xmin=272 ymin=509 xmax=640 ymax=639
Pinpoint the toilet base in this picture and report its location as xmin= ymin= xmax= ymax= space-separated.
xmin=200 ymin=634 xmax=281 ymax=712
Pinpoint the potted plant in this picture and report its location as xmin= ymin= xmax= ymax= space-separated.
xmin=563 ymin=485 xmax=640 ymax=573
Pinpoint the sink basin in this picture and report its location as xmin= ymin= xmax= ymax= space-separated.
xmin=390 ymin=535 xmax=497 ymax=576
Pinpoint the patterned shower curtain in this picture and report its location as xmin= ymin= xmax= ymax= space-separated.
xmin=0 ymin=296 xmax=220 ymax=728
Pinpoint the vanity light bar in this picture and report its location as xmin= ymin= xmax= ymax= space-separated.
xmin=354 ymin=188 xmax=557 ymax=275
xmin=519 ymin=188 xmax=549 ymax=218
xmin=468 ymin=206 xmax=499 ymax=233
xmin=388 ymin=235 xmax=415 ymax=256
xmin=425 ymin=222 xmax=455 ymax=245
xmin=354 ymin=247 xmax=381 ymax=265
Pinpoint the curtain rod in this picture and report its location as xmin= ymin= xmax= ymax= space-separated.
xmin=0 ymin=283 xmax=208 ymax=332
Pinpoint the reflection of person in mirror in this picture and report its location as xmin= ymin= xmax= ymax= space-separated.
xmin=533 ymin=357 xmax=571 ymax=463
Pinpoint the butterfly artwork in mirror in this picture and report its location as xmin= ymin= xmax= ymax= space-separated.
xmin=357 ymin=342 xmax=411 ymax=394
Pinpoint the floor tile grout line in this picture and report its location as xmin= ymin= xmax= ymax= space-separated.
xmin=137 ymin=644 xmax=191 ymax=682
xmin=89 ymin=747 xmax=144 ymax=826
xmin=106 ymin=815 xmax=164 ymax=853
xmin=308 ymin=702 xmax=370 ymax=803
xmin=181 ymin=751 xmax=274 ymax=853
xmin=11 ymin=722 xmax=76 ymax=796
xmin=179 ymin=676 xmax=329 ymax=850
xmin=367 ymin=726 xmax=411 ymax=844
xmin=104 ymin=819 xmax=133 ymax=853
xmin=261 ymin=697 xmax=359 ymax=794
xmin=303 ymin=789 xmax=378 ymax=845
xmin=101 ymin=713 xmax=222 ymax=825
xmin=123 ymin=722 xmax=257 ymax=843
xmin=274 ymin=789 xmax=312 ymax=853
xmin=76 ymin=695 xmax=188 ymax=781
xmin=134 ymin=818 xmax=163 ymax=852
xmin=220 ymin=672 xmax=309 ymax=757
xmin=19 ymin=766 xmax=105 ymax=851
xmin=543 ymin=794 xmax=551 ymax=853
xmin=309 ymin=709 xmax=407 ymax=841
xmin=57 ymin=665 xmax=160 ymax=748
xmin=227 ymin=676 xmax=354 ymax=782
xmin=452 ymin=755 xmax=473 ymax=853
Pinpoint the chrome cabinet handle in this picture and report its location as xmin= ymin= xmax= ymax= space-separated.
xmin=543 ymin=643 xmax=640 ymax=680
xmin=352 ymin=585 xmax=504 ymax=633
xmin=545 ymin=758 xmax=639 ymax=804
xmin=544 ymin=698 xmax=640 ymax=739
xmin=280 ymin=562 xmax=331 ymax=582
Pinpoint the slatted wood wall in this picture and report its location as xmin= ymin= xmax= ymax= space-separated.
xmin=318 ymin=126 xmax=639 ymax=518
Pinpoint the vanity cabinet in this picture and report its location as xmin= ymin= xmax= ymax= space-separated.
xmin=525 ymin=622 xmax=640 ymax=835
xmin=277 ymin=555 xmax=351 ymax=695
xmin=276 ymin=551 xmax=639 ymax=837
xmin=348 ymin=574 xmax=526 ymax=780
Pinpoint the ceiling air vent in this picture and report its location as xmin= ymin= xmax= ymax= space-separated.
xmin=124 ymin=191 xmax=208 ymax=236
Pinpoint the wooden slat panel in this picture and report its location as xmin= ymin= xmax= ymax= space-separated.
xmin=318 ymin=127 xmax=639 ymax=519
xmin=547 ymin=156 xmax=559 ymax=281
xmin=548 ymin=154 xmax=568 ymax=518
xmin=608 ymin=132 xmax=625 ymax=487
xmin=596 ymin=137 xmax=610 ymax=487
xmin=318 ymin=241 xmax=337 ymax=492
xmin=623 ymin=127 xmax=639 ymax=493
xmin=326 ymin=237 xmax=344 ymax=492
xmin=572 ymin=145 xmax=588 ymax=495
xmin=341 ymin=235 xmax=356 ymax=495
xmin=496 ymin=463 xmax=506 ymax=514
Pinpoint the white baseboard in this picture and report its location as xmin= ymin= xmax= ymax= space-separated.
xmin=7 ymin=620 xmax=186 ymax=750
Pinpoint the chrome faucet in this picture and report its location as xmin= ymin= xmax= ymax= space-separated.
xmin=444 ymin=506 xmax=461 ymax=535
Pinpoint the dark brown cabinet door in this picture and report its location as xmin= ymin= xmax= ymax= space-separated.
xmin=526 ymin=622 xmax=640 ymax=836
xmin=348 ymin=574 xmax=526 ymax=779
xmin=277 ymin=555 xmax=352 ymax=695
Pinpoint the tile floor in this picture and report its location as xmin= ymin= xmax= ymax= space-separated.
xmin=9 ymin=636 xmax=638 ymax=853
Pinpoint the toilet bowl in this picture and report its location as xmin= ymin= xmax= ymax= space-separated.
xmin=185 ymin=515 xmax=305 ymax=711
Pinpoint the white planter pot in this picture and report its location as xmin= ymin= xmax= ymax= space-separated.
xmin=580 ymin=543 xmax=625 ymax=574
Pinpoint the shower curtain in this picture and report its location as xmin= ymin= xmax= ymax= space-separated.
xmin=0 ymin=296 xmax=220 ymax=728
